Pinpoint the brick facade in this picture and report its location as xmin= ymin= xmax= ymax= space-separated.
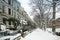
xmin=48 ymin=18 xmax=60 ymax=28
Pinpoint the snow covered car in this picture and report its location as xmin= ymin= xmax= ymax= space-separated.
xmin=56 ymin=28 xmax=60 ymax=36
xmin=56 ymin=32 xmax=60 ymax=36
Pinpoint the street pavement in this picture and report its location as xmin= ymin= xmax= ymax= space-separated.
xmin=20 ymin=28 xmax=60 ymax=40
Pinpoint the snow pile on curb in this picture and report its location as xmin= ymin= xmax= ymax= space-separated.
xmin=20 ymin=28 xmax=60 ymax=40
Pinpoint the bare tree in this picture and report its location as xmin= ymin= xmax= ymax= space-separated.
xmin=29 ymin=0 xmax=60 ymax=31
xmin=29 ymin=0 xmax=52 ymax=30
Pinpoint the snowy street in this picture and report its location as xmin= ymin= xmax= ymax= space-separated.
xmin=20 ymin=28 xmax=60 ymax=40
xmin=0 ymin=0 xmax=60 ymax=40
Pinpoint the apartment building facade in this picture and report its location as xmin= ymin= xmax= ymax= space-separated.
xmin=0 ymin=0 xmax=24 ymax=29
xmin=48 ymin=18 xmax=60 ymax=28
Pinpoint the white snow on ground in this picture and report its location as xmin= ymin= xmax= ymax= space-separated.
xmin=46 ymin=28 xmax=60 ymax=32
xmin=20 ymin=28 xmax=60 ymax=40
xmin=56 ymin=28 xmax=60 ymax=32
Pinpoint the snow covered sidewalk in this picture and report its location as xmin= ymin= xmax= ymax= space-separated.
xmin=20 ymin=28 xmax=60 ymax=40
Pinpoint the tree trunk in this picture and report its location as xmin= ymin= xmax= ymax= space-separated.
xmin=52 ymin=0 xmax=56 ymax=32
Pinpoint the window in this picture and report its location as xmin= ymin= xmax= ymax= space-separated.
xmin=12 ymin=10 xmax=13 ymax=16
xmin=3 ymin=18 xmax=6 ymax=24
xmin=17 ymin=8 xmax=19 ymax=12
xmin=17 ymin=6 xmax=19 ymax=12
xmin=2 ymin=5 xmax=5 ymax=13
xmin=3 ymin=0 xmax=4 ymax=1
xmin=8 ymin=0 xmax=11 ymax=5
xmin=9 ymin=21 xmax=11 ymax=25
xmin=8 ymin=8 xmax=11 ymax=15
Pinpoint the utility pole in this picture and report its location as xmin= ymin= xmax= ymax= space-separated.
xmin=52 ymin=0 xmax=56 ymax=32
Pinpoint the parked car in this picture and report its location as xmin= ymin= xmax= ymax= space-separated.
xmin=56 ymin=32 xmax=60 ymax=36
xmin=55 ymin=28 xmax=60 ymax=36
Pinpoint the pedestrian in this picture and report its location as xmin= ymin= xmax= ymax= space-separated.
xmin=17 ymin=25 xmax=21 ymax=33
xmin=1 ymin=23 xmax=6 ymax=31
xmin=1 ymin=23 xmax=7 ymax=36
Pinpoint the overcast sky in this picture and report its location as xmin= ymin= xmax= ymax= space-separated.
xmin=17 ymin=0 xmax=31 ymax=14
xmin=17 ymin=0 xmax=34 ymax=20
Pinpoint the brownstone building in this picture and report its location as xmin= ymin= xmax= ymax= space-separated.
xmin=48 ymin=18 xmax=60 ymax=28
xmin=0 ymin=0 xmax=31 ymax=29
